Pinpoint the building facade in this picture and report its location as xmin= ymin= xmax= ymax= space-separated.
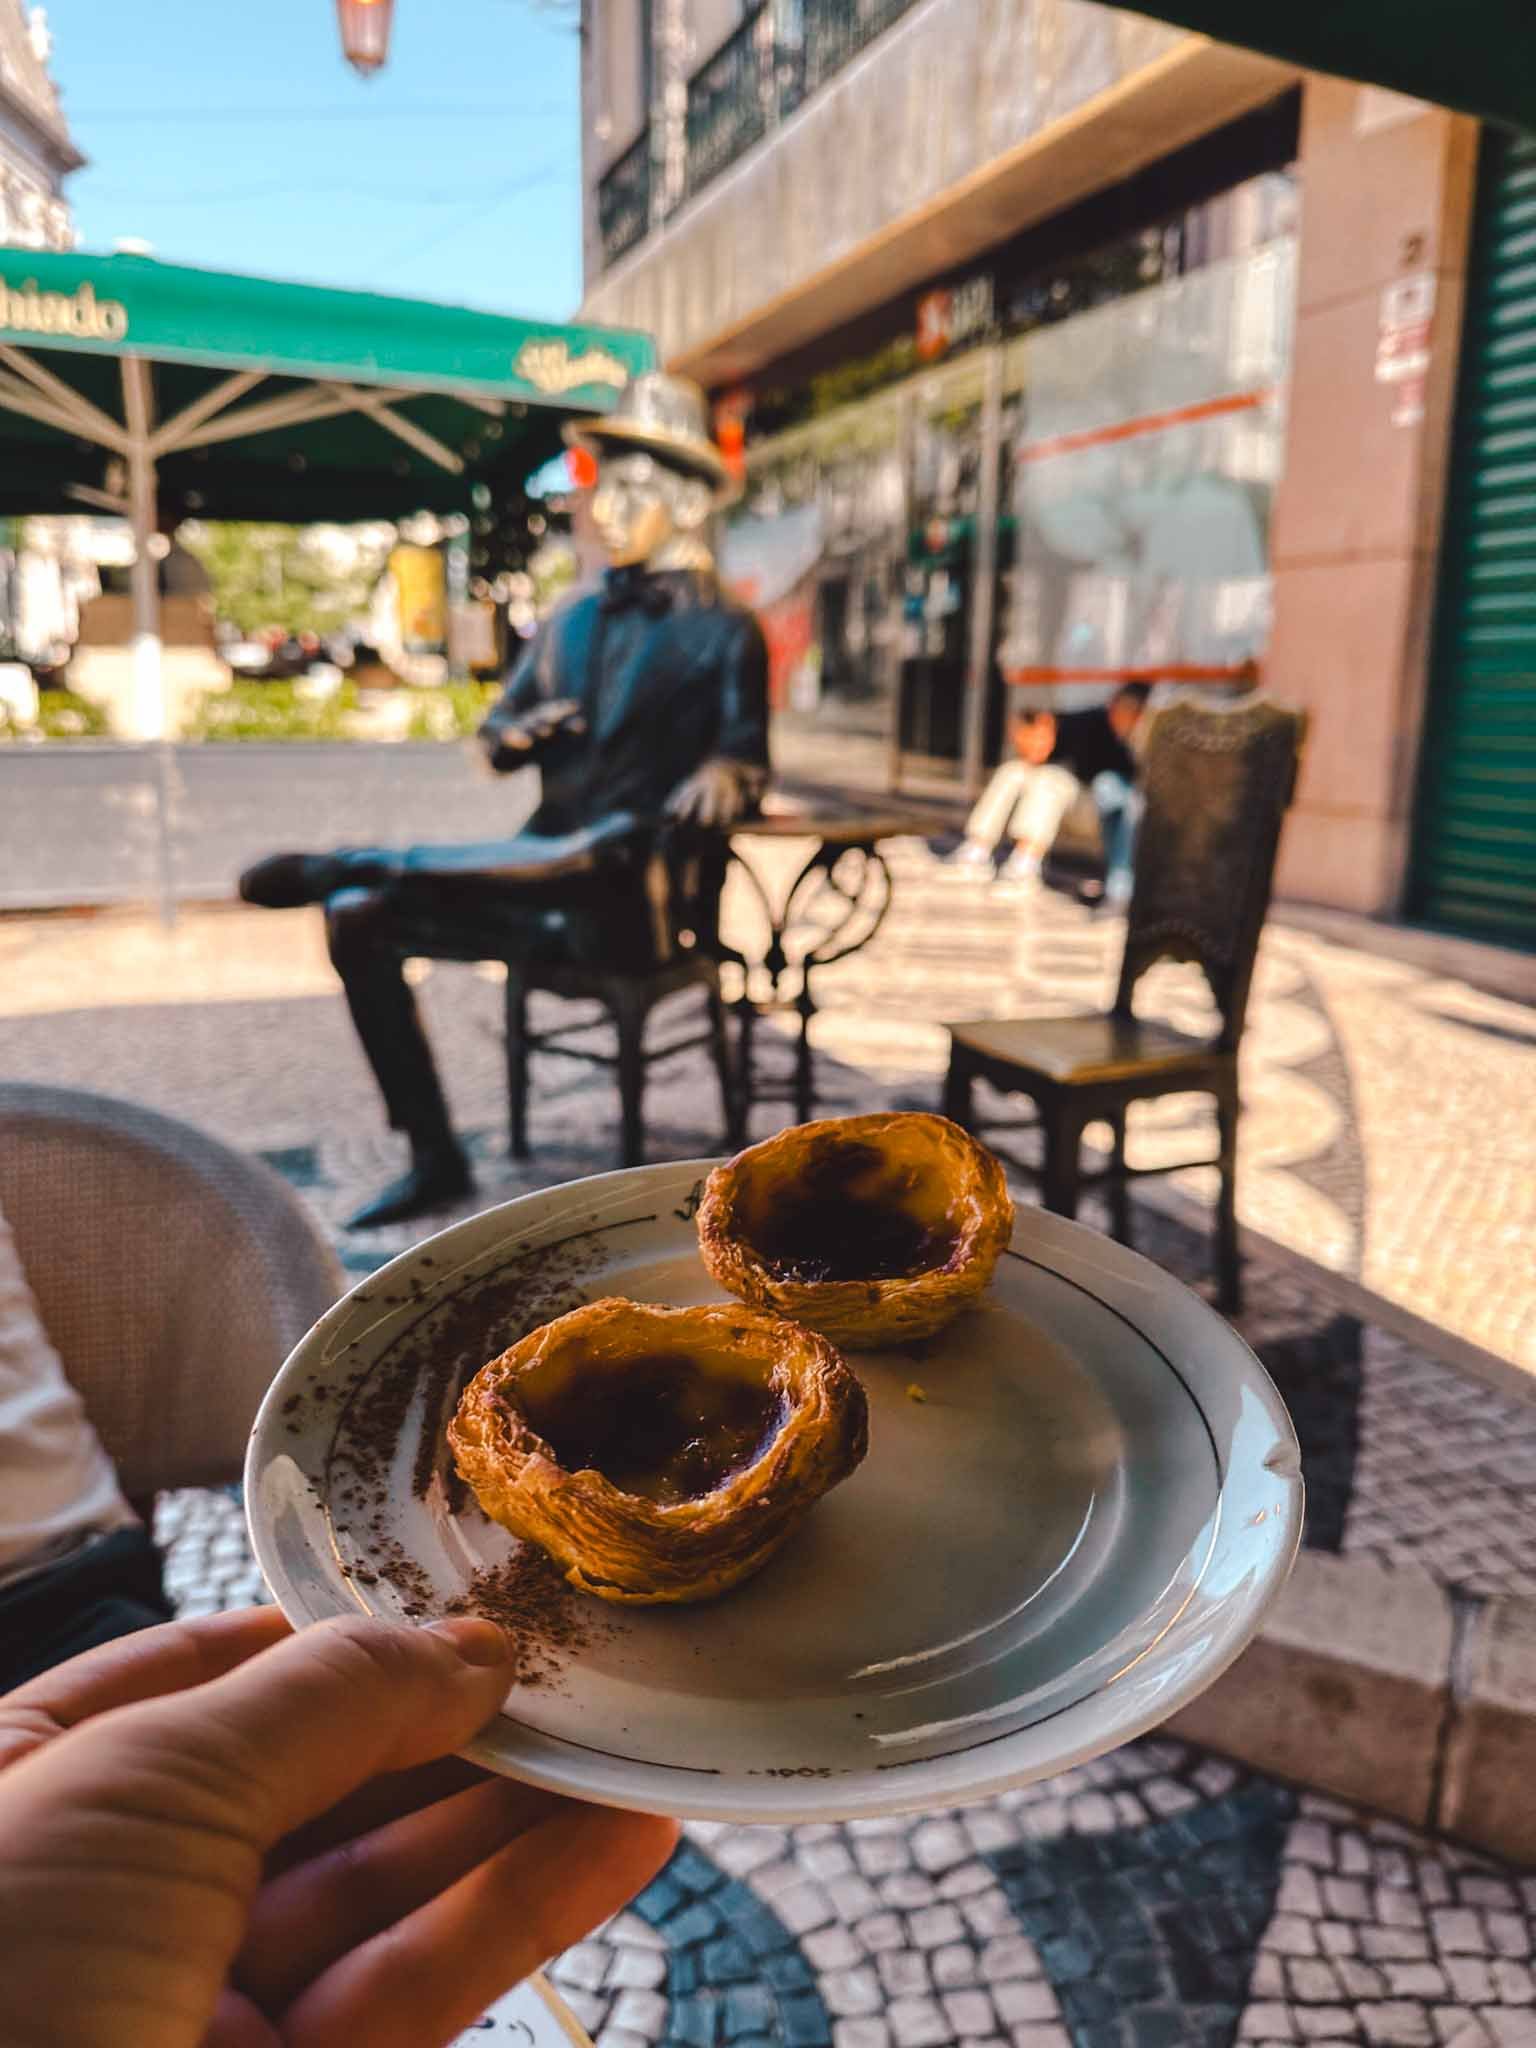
xmin=0 ymin=3 xmax=80 ymax=252
xmin=579 ymin=0 xmax=1529 ymax=948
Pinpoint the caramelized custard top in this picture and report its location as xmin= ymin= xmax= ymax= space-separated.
xmin=522 ymin=1352 xmax=785 ymax=1505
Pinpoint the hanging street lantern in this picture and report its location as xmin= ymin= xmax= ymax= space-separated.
xmin=336 ymin=0 xmax=394 ymax=76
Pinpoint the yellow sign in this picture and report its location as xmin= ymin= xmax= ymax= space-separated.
xmin=0 ymin=276 xmax=128 ymax=342
xmin=391 ymin=544 xmax=446 ymax=652
xmin=515 ymin=339 xmax=631 ymax=396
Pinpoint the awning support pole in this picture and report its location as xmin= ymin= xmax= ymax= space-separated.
xmin=121 ymin=354 xmax=174 ymax=930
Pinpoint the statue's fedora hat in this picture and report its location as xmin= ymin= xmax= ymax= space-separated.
xmin=565 ymin=372 xmax=735 ymax=500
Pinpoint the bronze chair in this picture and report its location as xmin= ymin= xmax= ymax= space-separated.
xmin=942 ymin=696 xmax=1307 ymax=1312
xmin=505 ymin=830 xmax=745 ymax=1169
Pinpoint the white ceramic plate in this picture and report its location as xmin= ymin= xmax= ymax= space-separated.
xmin=245 ymin=1161 xmax=1302 ymax=1823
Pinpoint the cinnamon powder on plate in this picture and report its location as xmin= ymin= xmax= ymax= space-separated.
xmin=444 ymin=1544 xmax=612 ymax=1690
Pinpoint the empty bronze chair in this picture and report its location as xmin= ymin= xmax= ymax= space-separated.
xmin=943 ymin=695 xmax=1307 ymax=1311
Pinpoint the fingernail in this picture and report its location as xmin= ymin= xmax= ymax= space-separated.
xmin=428 ymin=1617 xmax=512 ymax=1668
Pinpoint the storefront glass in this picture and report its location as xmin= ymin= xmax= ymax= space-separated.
xmin=997 ymin=237 xmax=1296 ymax=714
xmin=898 ymin=352 xmax=989 ymax=775
xmin=719 ymin=388 xmax=907 ymax=789
xmin=723 ymin=161 xmax=1298 ymax=792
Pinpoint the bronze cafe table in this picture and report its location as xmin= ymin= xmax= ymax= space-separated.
xmin=724 ymin=800 xmax=934 ymax=1127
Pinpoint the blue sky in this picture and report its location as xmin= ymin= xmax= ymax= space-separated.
xmin=44 ymin=0 xmax=584 ymax=319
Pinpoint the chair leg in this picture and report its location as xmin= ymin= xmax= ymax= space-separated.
xmin=505 ymin=970 xmax=530 ymax=1160
xmin=1215 ymin=1083 xmax=1241 ymax=1314
xmin=943 ymin=1050 xmax=974 ymax=1128
xmin=1041 ymin=1108 xmax=1085 ymax=1220
xmin=793 ymin=980 xmax=815 ymax=1126
xmin=1105 ymin=1108 xmax=1132 ymax=1245
xmin=708 ymin=985 xmax=744 ymax=1150
xmin=734 ymin=995 xmax=757 ymax=1140
xmin=610 ymin=984 xmax=649 ymax=1169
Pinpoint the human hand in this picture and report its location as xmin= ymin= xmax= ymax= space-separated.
xmin=499 ymin=699 xmax=588 ymax=754
xmin=665 ymin=757 xmax=758 ymax=828
xmin=0 ymin=1607 xmax=677 ymax=2048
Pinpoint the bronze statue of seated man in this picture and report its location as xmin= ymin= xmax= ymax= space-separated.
xmin=239 ymin=373 xmax=769 ymax=1229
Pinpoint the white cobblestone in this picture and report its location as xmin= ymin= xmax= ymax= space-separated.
xmin=881 ymin=1875 xmax=939 ymax=1910
xmin=805 ymin=1926 xmax=865 ymax=1972
xmin=775 ymin=1880 xmax=836 ymax=1934
xmin=712 ymin=1829 xmax=789 ymax=1877
xmin=856 ymin=1837 xmax=913 ymax=1879
xmin=824 ymin=1970 xmax=885 ymax=2017
xmin=910 ymin=1821 xmax=970 ymax=1873
xmin=876 ymin=1953 xmax=930 ymax=1999
xmin=887 ymin=1996 xmax=950 ymax=2048
xmin=908 ymin=1906 xmax=965 ymax=1950
xmin=992 ymin=1982 xmax=1057 ymax=2025
xmin=829 ymin=1876 xmax=884 ymax=1922
xmin=609 ymin=1992 xmax=666 ymax=2036
xmin=979 ymin=1938 xmax=1039 ymax=1983
xmin=942 ymin=1991 xmax=996 ymax=2037
xmin=554 ymin=1944 xmax=610 ymax=1993
xmin=833 ymin=2022 xmax=890 ymax=2048
xmin=606 ymin=1949 xmax=666 ymax=1992
xmin=856 ymin=1914 xmax=907 ymax=1955
xmin=961 ymin=1892 xmax=1020 ymax=1940
xmin=932 ymin=1945 xmax=979 ymax=1989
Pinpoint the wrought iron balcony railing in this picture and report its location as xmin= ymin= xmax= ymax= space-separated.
xmin=799 ymin=0 xmax=925 ymax=99
xmin=685 ymin=4 xmax=773 ymax=200
xmin=597 ymin=126 xmax=652 ymax=269
xmin=593 ymin=0 xmax=929 ymax=268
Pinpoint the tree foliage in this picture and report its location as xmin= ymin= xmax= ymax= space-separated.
xmin=182 ymin=522 xmax=391 ymax=639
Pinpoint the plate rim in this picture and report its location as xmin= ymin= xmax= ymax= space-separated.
xmin=245 ymin=1159 xmax=1303 ymax=1822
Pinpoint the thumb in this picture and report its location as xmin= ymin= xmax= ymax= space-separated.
xmin=89 ymin=1615 xmax=517 ymax=1853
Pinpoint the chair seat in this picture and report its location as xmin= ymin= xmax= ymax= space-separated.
xmin=946 ymin=1011 xmax=1220 ymax=1084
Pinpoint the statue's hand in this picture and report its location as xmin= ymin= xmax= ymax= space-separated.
xmin=665 ymin=758 xmax=759 ymax=829
xmin=484 ymin=698 xmax=586 ymax=771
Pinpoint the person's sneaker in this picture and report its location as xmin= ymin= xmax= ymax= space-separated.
xmin=941 ymin=840 xmax=995 ymax=877
xmin=997 ymin=850 xmax=1042 ymax=888
xmin=1104 ymin=876 xmax=1133 ymax=915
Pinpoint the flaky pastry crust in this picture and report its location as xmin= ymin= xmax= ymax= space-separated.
xmin=448 ymin=1296 xmax=868 ymax=1605
xmin=696 ymin=1112 xmax=1013 ymax=1348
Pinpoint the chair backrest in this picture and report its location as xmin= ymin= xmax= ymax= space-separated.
xmin=1114 ymin=695 xmax=1308 ymax=1051
xmin=0 ymin=1084 xmax=343 ymax=1500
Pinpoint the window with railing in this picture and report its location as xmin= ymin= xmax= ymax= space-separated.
xmin=685 ymin=3 xmax=772 ymax=200
xmin=592 ymin=0 xmax=929 ymax=266
xmin=799 ymin=0 xmax=923 ymax=99
xmin=597 ymin=126 xmax=652 ymax=268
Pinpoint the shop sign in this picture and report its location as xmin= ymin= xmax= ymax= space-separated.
xmin=514 ymin=339 xmax=631 ymax=395
xmin=916 ymin=275 xmax=994 ymax=361
xmin=1376 ymin=273 xmax=1435 ymax=429
xmin=0 ymin=275 xmax=128 ymax=342
xmin=1375 ymin=274 xmax=1434 ymax=379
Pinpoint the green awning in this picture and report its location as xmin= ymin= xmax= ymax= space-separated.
xmin=1123 ymin=1 xmax=1536 ymax=132
xmin=0 ymin=248 xmax=655 ymax=521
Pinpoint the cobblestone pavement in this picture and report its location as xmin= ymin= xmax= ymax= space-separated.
xmin=3 ymin=836 xmax=1531 ymax=1367
xmin=149 ymin=1482 xmax=1536 ymax=2048
xmin=9 ymin=847 xmax=1536 ymax=2048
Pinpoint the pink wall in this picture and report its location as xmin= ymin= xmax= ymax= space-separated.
xmin=1268 ymin=80 xmax=1479 ymax=914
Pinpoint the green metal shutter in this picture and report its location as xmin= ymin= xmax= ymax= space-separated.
xmin=1411 ymin=128 xmax=1536 ymax=949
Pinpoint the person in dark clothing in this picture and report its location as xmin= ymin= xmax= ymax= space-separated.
xmin=952 ymin=680 xmax=1153 ymax=903
xmin=238 ymin=375 xmax=769 ymax=1229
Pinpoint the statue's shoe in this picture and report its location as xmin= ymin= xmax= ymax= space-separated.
xmin=238 ymin=851 xmax=348 ymax=908
xmin=345 ymin=1151 xmax=474 ymax=1230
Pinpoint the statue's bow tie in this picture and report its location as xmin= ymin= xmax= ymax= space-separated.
xmin=600 ymin=568 xmax=673 ymax=618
